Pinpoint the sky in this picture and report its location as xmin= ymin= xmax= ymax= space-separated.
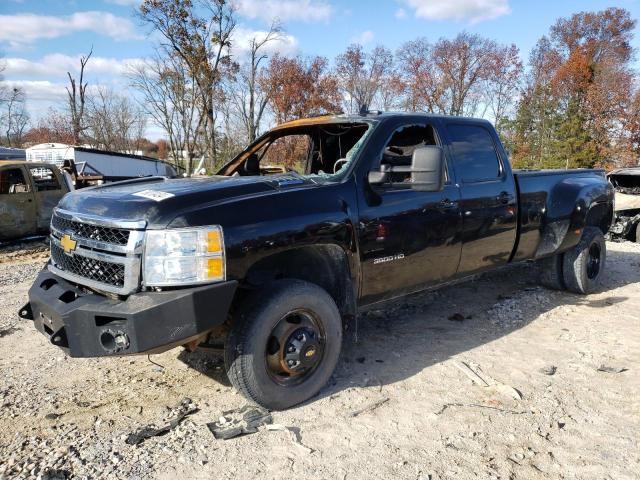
xmin=1 ymin=0 xmax=639 ymax=140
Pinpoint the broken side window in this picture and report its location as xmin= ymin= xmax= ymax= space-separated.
xmin=28 ymin=166 xmax=62 ymax=192
xmin=0 ymin=168 xmax=30 ymax=195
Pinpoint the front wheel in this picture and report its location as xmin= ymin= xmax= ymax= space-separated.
xmin=562 ymin=226 xmax=606 ymax=294
xmin=225 ymin=279 xmax=342 ymax=410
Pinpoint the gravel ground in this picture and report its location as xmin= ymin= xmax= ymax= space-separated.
xmin=0 ymin=240 xmax=638 ymax=480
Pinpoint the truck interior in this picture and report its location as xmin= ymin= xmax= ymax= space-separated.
xmin=608 ymin=169 xmax=640 ymax=195
xmin=223 ymin=122 xmax=372 ymax=180
xmin=0 ymin=168 xmax=30 ymax=194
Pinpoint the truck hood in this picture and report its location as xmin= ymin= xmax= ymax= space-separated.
xmin=59 ymin=174 xmax=318 ymax=227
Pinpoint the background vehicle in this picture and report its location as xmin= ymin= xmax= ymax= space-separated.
xmin=22 ymin=113 xmax=614 ymax=409
xmin=0 ymin=161 xmax=70 ymax=241
xmin=608 ymin=168 xmax=640 ymax=242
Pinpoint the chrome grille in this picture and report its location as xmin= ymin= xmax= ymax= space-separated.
xmin=48 ymin=208 xmax=146 ymax=295
xmin=52 ymin=215 xmax=130 ymax=245
xmin=51 ymin=243 xmax=125 ymax=288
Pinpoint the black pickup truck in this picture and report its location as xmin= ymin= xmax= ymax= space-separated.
xmin=21 ymin=113 xmax=614 ymax=409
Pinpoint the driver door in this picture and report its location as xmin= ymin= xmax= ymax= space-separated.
xmin=358 ymin=121 xmax=463 ymax=304
xmin=0 ymin=165 xmax=37 ymax=240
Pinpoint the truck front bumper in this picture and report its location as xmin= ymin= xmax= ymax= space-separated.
xmin=20 ymin=269 xmax=237 ymax=358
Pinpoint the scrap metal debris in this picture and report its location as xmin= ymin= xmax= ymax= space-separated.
xmin=539 ymin=365 xmax=557 ymax=376
xmin=597 ymin=365 xmax=628 ymax=374
xmin=455 ymin=361 xmax=523 ymax=400
xmin=349 ymin=397 xmax=389 ymax=417
xmin=434 ymin=402 xmax=527 ymax=416
xmin=207 ymin=405 xmax=272 ymax=440
xmin=126 ymin=398 xmax=198 ymax=446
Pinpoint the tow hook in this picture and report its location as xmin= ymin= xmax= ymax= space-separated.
xmin=100 ymin=329 xmax=131 ymax=353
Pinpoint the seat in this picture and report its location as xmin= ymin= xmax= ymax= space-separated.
xmin=242 ymin=153 xmax=260 ymax=176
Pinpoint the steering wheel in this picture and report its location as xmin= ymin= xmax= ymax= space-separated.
xmin=333 ymin=158 xmax=348 ymax=173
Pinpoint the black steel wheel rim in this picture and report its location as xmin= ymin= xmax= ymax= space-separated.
xmin=587 ymin=242 xmax=601 ymax=279
xmin=265 ymin=309 xmax=326 ymax=386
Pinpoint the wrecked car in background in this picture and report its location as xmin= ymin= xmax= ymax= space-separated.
xmin=0 ymin=161 xmax=70 ymax=241
xmin=608 ymin=168 xmax=640 ymax=242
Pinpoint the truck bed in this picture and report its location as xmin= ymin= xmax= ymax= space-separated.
xmin=512 ymin=168 xmax=608 ymax=262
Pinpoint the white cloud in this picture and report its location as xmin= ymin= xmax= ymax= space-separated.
xmin=234 ymin=0 xmax=332 ymax=23
xmin=351 ymin=30 xmax=375 ymax=45
xmin=395 ymin=8 xmax=408 ymax=20
xmin=0 ymin=11 xmax=143 ymax=48
xmin=401 ymin=0 xmax=510 ymax=24
xmin=2 ymin=80 xmax=67 ymax=102
xmin=3 ymin=54 xmax=145 ymax=79
xmin=231 ymin=27 xmax=299 ymax=59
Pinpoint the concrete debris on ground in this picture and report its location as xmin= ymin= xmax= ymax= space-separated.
xmin=126 ymin=398 xmax=198 ymax=445
xmin=207 ymin=405 xmax=273 ymax=440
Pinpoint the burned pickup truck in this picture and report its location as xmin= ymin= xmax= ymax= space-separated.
xmin=21 ymin=113 xmax=614 ymax=409
xmin=608 ymin=168 xmax=640 ymax=242
xmin=0 ymin=161 xmax=70 ymax=241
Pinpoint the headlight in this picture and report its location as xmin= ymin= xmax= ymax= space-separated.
xmin=143 ymin=226 xmax=225 ymax=287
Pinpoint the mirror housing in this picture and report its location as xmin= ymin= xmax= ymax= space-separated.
xmin=368 ymin=146 xmax=445 ymax=192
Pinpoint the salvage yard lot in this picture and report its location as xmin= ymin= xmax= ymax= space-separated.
xmin=0 ymin=241 xmax=638 ymax=479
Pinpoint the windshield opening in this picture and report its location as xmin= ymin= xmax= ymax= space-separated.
xmin=224 ymin=121 xmax=374 ymax=183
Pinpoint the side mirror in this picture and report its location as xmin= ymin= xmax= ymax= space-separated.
xmin=367 ymin=146 xmax=445 ymax=192
xmin=409 ymin=146 xmax=445 ymax=192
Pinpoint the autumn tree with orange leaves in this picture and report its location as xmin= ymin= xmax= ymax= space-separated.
xmin=509 ymin=7 xmax=637 ymax=169
xmin=260 ymin=55 xmax=342 ymax=123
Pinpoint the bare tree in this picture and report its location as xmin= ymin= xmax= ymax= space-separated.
xmin=129 ymin=50 xmax=202 ymax=173
xmin=139 ymin=0 xmax=237 ymax=169
xmin=84 ymin=86 xmax=146 ymax=153
xmin=1 ymin=86 xmax=29 ymax=147
xmin=229 ymin=21 xmax=283 ymax=142
xmin=397 ymin=33 xmax=521 ymax=118
xmin=484 ymin=44 xmax=523 ymax=133
xmin=396 ymin=38 xmax=443 ymax=112
xmin=0 ymin=59 xmax=7 ymax=108
xmin=376 ymin=71 xmax=406 ymax=111
xmin=430 ymin=33 xmax=498 ymax=116
xmin=66 ymin=47 xmax=92 ymax=144
xmin=335 ymin=44 xmax=393 ymax=113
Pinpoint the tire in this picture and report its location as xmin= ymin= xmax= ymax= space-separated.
xmin=539 ymin=253 xmax=565 ymax=290
xmin=225 ymin=279 xmax=342 ymax=410
xmin=562 ymin=226 xmax=606 ymax=294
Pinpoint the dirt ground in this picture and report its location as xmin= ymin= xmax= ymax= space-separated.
xmin=0 ymin=239 xmax=638 ymax=480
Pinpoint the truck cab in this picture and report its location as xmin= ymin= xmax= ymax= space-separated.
xmin=0 ymin=161 xmax=70 ymax=241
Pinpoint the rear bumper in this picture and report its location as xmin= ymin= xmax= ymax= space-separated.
xmin=20 ymin=269 xmax=237 ymax=358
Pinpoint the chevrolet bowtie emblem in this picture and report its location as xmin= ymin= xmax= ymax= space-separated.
xmin=60 ymin=234 xmax=77 ymax=254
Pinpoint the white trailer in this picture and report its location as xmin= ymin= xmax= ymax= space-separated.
xmin=25 ymin=143 xmax=177 ymax=180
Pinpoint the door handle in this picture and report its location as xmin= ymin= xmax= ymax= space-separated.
xmin=437 ymin=198 xmax=458 ymax=209
xmin=497 ymin=191 xmax=513 ymax=204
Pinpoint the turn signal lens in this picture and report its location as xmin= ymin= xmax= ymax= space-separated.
xmin=207 ymin=230 xmax=222 ymax=253
xmin=206 ymin=257 xmax=224 ymax=279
